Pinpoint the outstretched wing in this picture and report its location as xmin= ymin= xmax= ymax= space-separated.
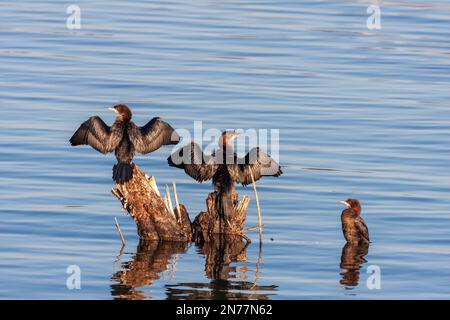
xmin=355 ymin=218 xmax=370 ymax=243
xmin=128 ymin=117 xmax=180 ymax=155
xmin=69 ymin=116 xmax=122 ymax=154
xmin=167 ymin=142 xmax=218 ymax=182
xmin=228 ymin=147 xmax=283 ymax=186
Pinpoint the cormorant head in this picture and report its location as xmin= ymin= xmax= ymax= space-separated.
xmin=340 ymin=199 xmax=361 ymax=213
xmin=219 ymin=130 xmax=240 ymax=148
xmin=108 ymin=104 xmax=132 ymax=122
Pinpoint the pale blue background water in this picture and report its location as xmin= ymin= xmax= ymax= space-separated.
xmin=1 ymin=0 xmax=450 ymax=299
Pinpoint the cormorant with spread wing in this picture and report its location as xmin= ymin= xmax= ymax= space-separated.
xmin=167 ymin=130 xmax=282 ymax=218
xmin=70 ymin=104 xmax=179 ymax=184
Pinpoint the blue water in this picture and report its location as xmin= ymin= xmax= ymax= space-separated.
xmin=1 ymin=0 xmax=450 ymax=299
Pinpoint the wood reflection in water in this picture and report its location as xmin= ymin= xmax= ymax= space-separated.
xmin=110 ymin=235 xmax=277 ymax=300
xmin=111 ymin=240 xmax=189 ymax=300
xmin=166 ymin=235 xmax=277 ymax=300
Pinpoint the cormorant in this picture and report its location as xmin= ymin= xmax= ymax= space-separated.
xmin=340 ymin=199 xmax=370 ymax=244
xmin=167 ymin=130 xmax=283 ymax=218
xmin=70 ymin=104 xmax=180 ymax=184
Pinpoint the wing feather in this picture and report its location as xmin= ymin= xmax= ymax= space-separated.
xmin=355 ymin=218 xmax=370 ymax=243
xmin=228 ymin=147 xmax=283 ymax=185
xmin=167 ymin=142 xmax=218 ymax=182
xmin=69 ymin=116 xmax=122 ymax=154
xmin=128 ymin=117 xmax=180 ymax=155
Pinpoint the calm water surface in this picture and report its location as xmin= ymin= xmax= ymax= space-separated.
xmin=1 ymin=1 xmax=450 ymax=299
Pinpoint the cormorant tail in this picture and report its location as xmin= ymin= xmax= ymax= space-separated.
xmin=113 ymin=163 xmax=133 ymax=184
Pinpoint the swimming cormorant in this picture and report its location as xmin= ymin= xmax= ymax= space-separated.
xmin=167 ymin=131 xmax=282 ymax=218
xmin=70 ymin=104 xmax=179 ymax=184
xmin=340 ymin=199 xmax=370 ymax=244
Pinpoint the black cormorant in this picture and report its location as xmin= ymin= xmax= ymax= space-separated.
xmin=70 ymin=104 xmax=179 ymax=184
xmin=340 ymin=199 xmax=370 ymax=244
xmin=167 ymin=130 xmax=282 ymax=218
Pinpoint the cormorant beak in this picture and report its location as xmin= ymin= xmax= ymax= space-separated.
xmin=232 ymin=132 xmax=241 ymax=140
xmin=108 ymin=107 xmax=118 ymax=113
xmin=340 ymin=200 xmax=350 ymax=208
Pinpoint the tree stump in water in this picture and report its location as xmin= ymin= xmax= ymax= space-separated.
xmin=112 ymin=164 xmax=192 ymax=241
xmin=111 ymin=164 xmax=250 ymax=242
xmin=193 ymin=188 xmax=250 ymax=243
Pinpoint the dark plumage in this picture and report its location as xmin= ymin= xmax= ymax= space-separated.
xmin=168 ymin=131 xmax=283 ymax=217
xmin=340 ymin=199 xmax=370 ymax=244
xmin=70 ymin=104 xmax=180 ymax=184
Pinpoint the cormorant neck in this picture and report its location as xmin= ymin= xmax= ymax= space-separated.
xmin=220 ymin=143 xmax=234 ymax=153
xmin=343 ymin=207 xmax=359 ymax=216
xmin=118 ymin=113 xmax=132 ymax=123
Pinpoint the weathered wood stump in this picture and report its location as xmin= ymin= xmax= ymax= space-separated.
xmin=193 ymin=188 xmax=250 ymax=243
xmin=111 ymin=164 xmax=250 ymax=242
xmin=112 ymin=164 xmax=191 ymax=241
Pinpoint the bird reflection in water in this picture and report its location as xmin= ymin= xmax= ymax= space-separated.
xmin=111 ymin=235 xmax=277 ymax=300
xmin=339 ymin=241 xmax=370 ymax=290
xmin=166 ymin=235 xmax=277 ymax=300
